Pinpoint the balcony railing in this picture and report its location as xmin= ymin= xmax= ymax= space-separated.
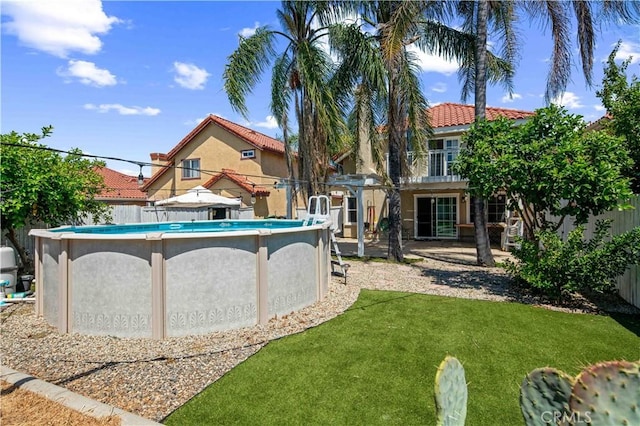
xmin=386 ymin=150 xmax=463 ymax=183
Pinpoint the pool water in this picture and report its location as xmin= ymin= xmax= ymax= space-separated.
xmin=53 ymin=219 xmax=306 ymax=235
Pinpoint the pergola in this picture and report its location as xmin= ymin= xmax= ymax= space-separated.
xmin=327 ymin=173 xmax=385 ymax=257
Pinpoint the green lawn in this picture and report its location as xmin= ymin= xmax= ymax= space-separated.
xmin=164 ymin=290 xmax=640 ymax=425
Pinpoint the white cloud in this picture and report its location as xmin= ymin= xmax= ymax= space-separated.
xmin=84 ymin=103 xmax=160 ymax=116
xmin=615 ymin=41 xmax=640 ymax=64
xmin=407 ymin=45 xmax=459 ymax=75
xmin=172 ymin=62 xmax=210 ymax=90
xmin=2 ymin=0 xmax=121 ymax=58
xmin=593 ymin=104 xmax=606 ymax=112
xmin=501 ymin=93 xmax=522 ymax=103
xmin=430 ymin=82 xmax=447 ymax=93
xmin=57 ymin=60 xmax=117 ymax=87
xmin=254 ymin=115 xmax=279 ymax=129
xmin=551 ymin=91 xmax=584 ymax=109
xmin=239 ymin=22 xmax=261 ymax=38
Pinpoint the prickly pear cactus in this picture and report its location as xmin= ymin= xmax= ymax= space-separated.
xmin=570 ymin=360 xmax=640 ymax=426
xmin=434 ymin=356 xmax=467 ymax=426
xmin=520 ymin=367 xmax=574 ymax=426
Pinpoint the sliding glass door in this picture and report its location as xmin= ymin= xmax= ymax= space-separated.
xmin=415 ymin=196 xmax=458 ymax=239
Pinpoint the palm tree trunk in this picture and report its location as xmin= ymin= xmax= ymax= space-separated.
xmin=281 ymin=110 xmax=295 ymax=218
xmin=473 ymin=0 xmax=496 ymax=267
xmin=387 ymin=67 xmax=404 ymax=262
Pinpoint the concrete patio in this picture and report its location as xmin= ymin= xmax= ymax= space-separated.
xmin=335 ymin=237 xmax=514 ymax=266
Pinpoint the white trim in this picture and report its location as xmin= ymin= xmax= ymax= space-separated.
xmin=344 ymin=196 xmax=357 ymax=225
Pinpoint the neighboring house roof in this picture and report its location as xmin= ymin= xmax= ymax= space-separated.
xmin=428 ymin=102 xmax=535 ymax=128
xmin=166 ymin=114 xmax=285 ymax=160
xmin=586 ymin=113 xmax=613 ymax=131
xmin=204 ymin=168 xmax=271 ymax=196
xmin=94 ymin=166 xmax=147 ymax=201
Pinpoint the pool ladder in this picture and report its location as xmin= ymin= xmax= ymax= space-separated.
xmin=304 ymin=195 xmax=349 ymax=283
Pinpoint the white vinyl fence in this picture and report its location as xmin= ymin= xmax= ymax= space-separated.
xmin=557 ymin=195 xmax=640 ymax=308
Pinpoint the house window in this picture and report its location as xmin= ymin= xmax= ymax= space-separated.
xmin=428 ymin=139 xmax=459 ymax=176
xmin=345 ymin=196 xmax=357 ymax=224
xmin=241 ymin=149 xmax=256 ymax=159
xmin=469 ymin=195 xmax=507 ymax=224
xmin=182 ymin=158 xmax=200 ymax=179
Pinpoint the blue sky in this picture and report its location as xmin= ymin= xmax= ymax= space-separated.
xmin=2 ymin=1 xmax=639 ymax=177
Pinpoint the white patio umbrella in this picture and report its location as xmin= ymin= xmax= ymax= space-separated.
xmin=155 ymin=185 xmax=241 ymax=208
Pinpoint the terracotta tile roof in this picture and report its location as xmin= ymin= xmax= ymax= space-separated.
xmin=166 ymin=115 xmax=285 ymax=160
xmin=94 ymin=166 xmax=147 ymax=200
xmin=428 ymin=102 xmax=535 ymax=128
xmin=586 ymin=113 xmax=612 ymax=131
xmin=204 ymin=169 xmax=270 ymax=196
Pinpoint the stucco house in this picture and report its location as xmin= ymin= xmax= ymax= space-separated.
xmin=332 ymin=102 xmax=535 ymax=243
xmin=142 ymin=115 xmax=298 ymax=219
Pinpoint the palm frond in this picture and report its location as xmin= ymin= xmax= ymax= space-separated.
xmin=223 ymin=27 xmax=276 ymax=118
xmin=271 ymin=53 xmax=293 ymax=129
xmin=296 ymin=40 xmax=347 ymax=154
xmin=399 ymin=50 xmax=431 ymax=160
xmin=383 ymin=1 xmax=421 ymax=62
xmin=599 ymin=0 xmax=640 ymax=24
xmin=572 ymin=1 xmax=595 ymax=87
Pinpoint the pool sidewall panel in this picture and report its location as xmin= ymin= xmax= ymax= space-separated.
xmin=70 ymin=240 xmax=153 ymax=338
xmin=164 ymin=235 xmax=257 ymax=337
xmin=267 ymin=230 xmax=318 ymax=317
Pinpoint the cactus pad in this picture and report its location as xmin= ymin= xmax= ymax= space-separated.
xmin=434 ymin=356 xmax=467 ymax=426
xmin=520 ymin=367 xmax=574 ymax=426
xmin=570 ymin=360 xmax=640 ymax=426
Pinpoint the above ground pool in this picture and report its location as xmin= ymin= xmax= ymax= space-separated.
xmin=30 ymin=220 xmax=331 ymax=339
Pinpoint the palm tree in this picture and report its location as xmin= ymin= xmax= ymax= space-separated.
xmin=455 ymin=0 xmax=517 ymax=266
xmin=330 ymin=1 xmax=513 ymax=261
xmin=224 ymin=1 xmax=346 ymax=203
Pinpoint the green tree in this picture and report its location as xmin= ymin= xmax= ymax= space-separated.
xmin=0 ymin=127 xmax=109 ymax=271
xmin=596 ymin=41 xmax=640 ymax=194
xmin=223 ymin=0 xmax=345 ymax=202
xmin=458 ymin=0 xmax=638 ymax=265
xmin=454 ymin=105 xmax=633 ymax=241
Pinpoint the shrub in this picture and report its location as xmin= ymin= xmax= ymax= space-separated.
xmin=505 ymin=220 xmax=640 ymax=301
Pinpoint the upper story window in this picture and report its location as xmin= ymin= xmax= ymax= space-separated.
xmin=182 ymin=158 xmax=201 ymax=179
xmin=241 ymin=149 xmax=256 ymax=159
xmin=428 ymin=139 xmax=459 ymax=151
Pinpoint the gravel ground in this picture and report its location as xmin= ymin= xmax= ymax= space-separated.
xmin=1 ymin=258 xmax=637 ymax=422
